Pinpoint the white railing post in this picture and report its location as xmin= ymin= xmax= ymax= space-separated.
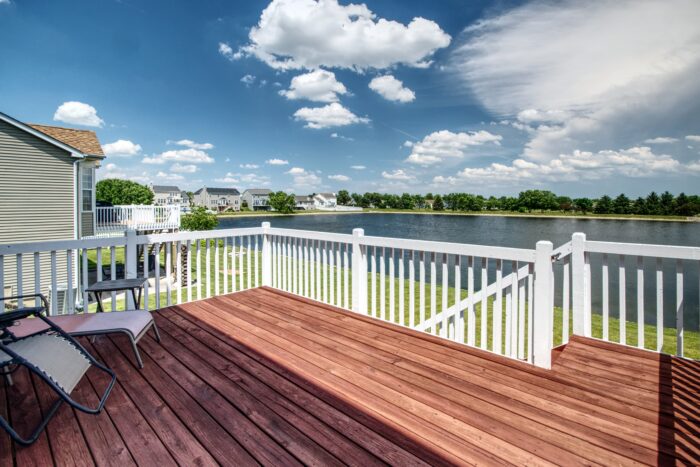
xmin=533 ymin=240 xmax=553 ymax=369
xmin=261 ymin=222 xmax=272 ymax=286
xmin=125 ymin=229 xmax=137 ymax=309
xmin=352 ymin=228 xmax=367 ymax=313
xmin=571 ymin=232 xmax=591 ymax=337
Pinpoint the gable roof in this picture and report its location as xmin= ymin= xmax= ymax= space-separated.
xmin=295 ymin=195 xmax=312 ymax=202
xmin=200 ymin=186 xmax=241 ymax=196
xmin=151 ymin=185 xmax=181 ymax=193
xmin=244 ymin=188 xmax=272 ymax=195
xmin=0 ymin=111 xmax=87 ymax=158
xmin=29 ymin=124 xmax=104 ymax=157
xmin=315 ymin=192 xmax=336 ymax=198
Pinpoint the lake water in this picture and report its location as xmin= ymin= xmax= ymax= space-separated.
xmin=218 ymin=213 xmax=700 ymax=330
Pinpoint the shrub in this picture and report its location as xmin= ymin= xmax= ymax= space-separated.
xmin=181 ymin=207 xmax=218 ymax=231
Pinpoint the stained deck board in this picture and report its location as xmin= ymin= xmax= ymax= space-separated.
xmin=1 ymin=286 xmax=698 ymax=466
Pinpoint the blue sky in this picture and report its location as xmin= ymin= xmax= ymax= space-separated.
xmin=1 ymin=0 xmax=699 ymax=197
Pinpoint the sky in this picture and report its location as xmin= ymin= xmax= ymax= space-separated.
xmin=1 ymin=0 xmax=700 ymax=197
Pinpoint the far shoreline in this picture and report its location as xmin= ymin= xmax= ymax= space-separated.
xmin=216 ymin=209 xmax=698 ymax=223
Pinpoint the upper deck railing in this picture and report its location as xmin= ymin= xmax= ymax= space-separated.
xmin=0 ymin=223 xmax=697 ymax=368
xmin=95 ymin=205 xmax=180 ymax=236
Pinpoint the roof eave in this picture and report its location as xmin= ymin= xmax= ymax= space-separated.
xmin=0 ymin=111 xmax=87 ymax=159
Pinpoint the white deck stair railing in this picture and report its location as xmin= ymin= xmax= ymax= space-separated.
xmin=1 ymin=223 xmax=697 ymax=369
xmin=95 ymin=205 xmax=180 ymax=235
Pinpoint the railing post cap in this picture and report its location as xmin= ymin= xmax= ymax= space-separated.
xmin=535 ymin=240 xmax=553 ymax=250
xmin=572 ymin=232 xmax=586 ymax=240
xmin=353 ymin=228 xmax=364 ymax=236
xmin=261 ymin=221 xmax=271 ymax=228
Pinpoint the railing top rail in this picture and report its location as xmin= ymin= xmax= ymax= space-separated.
xmin=360 ymin=234 xmax=537 ymax=262
xmin=585 ymin=240 xmax=700 ymax=260
xmin=136 ymin=227 xmax=263 ymax=245
xmin=552 ymin=241 xmax=573 ymax=261
xmin=0 ymin=236 xmax=126 ymax=255
xmin=267 ymin=227 xmax=353 ymax=244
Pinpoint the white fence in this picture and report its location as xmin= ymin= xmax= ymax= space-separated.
xmin=95 ymin=205 xmax=180 ymax=235
xmin=1 ymin=223 xmax=698 ymax=368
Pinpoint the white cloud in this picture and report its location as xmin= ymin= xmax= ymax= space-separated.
xmin=279 ymin=69 xmax=347 ymax=103
xmin=644 ymin=137 xmax=678 ymax=144
xmin=143 ymin=148 xmax=214 ymax=165
xmin=215 ymin=171 xmax=271 ymax=186
xmin=236 ymin=0 xmax=451 ymax=71
xmin=451 ymin=0 xmax=700 ymax=162
xmin=240 ymin=163 xmax=260 ymax=169
xmin=241 ymin=74 xmax=256 ymax=86
xmin=53 ymin=101 xmax=104 ymax=127
xmin=686 ymin=135 xmax=700 ymax=142
xmin=293 ymin=102 xmax=369 ymax=129
xmin=266 ymin=158 xmax=289 ymax=165
xmin=330 ymin=132 xmax=354 ymax=141
xmin=368 ymin=75 xmax=415 ymax=103
xmin=350 ymin=165 xmax=366 ymax=170
xmin=516 ymin=109 xmax=570 ymax=125
xmin=170 ymin=163 xmax=198 ymax=173
xmin=218 ymin=42 xmax=239 ymax=61
xmin=99 ymin=163 xmax=127 ymax=179
xmin=156 ymin=171 xmax=185 ymax=181
xmin=0 ymin=1 xmax=12 ymax=6
xmin=434 ymin=146 xmax=688 ymax=186
xmin=102 ymin=139 xmax=142 ymax=157
xmin=405 ymin=130 xmax=502 ymax=165
xmin=169 ymin=139 xmax=214 ymax=150
xmin=382 ymin=169 xmax=414 ymax=181
xmin=328 ymin=174 xmax=350 ymax=182
xmin=286 ymin=166 xmax=321 ymax=188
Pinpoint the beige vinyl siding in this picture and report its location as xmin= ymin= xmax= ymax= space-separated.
xmin=0 ymin=119 xmax=76 ymax=300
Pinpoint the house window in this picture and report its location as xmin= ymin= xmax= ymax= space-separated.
xmin=81 ymin=167 xmax=94 ymax=212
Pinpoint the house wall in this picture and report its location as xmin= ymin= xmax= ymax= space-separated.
xmin=0 ymin=119 xmax=75 ymax=299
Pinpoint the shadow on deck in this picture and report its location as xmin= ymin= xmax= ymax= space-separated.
xmin=2 ymin=287 xmax=699 ymax=466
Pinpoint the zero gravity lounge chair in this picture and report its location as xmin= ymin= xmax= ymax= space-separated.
xmin=0 ymin=294 xmax=116 ymax=446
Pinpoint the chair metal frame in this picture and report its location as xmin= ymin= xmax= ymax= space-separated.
xmin=0 ymin=294 xmax=116 ymax=446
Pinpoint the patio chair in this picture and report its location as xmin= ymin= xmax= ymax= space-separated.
xmin=0 ymin=294 xmax=116 ymax=446
xmin=7 ymin=301 xmax=161 ymax=369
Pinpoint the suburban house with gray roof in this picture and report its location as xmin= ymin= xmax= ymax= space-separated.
xmin=150 ymin=184 xmax=184 ymax=207
xmin=0 ymin=110 xmax=105 ymax=299
xmin=295 ymin=195 xmax=314 ymax=210
xmin=242 ymin=188 xmax=272 ymax=211
xmin=193 ymin=187 xmax=241 ymax=212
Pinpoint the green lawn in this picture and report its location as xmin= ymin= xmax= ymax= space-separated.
xmin=84 ymin=244 xmax=699 ymax=360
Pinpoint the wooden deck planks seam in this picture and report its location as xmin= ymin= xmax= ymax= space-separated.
xmin=213 ymin=292 xmax=662 ymax=466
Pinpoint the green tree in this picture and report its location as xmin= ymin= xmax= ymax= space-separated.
xmin=573 ymin=198 xmax=593 ymax=214
xmin=268 ymin=191 xmax=296 ymax=214
xmin=557 ymin=196 xmax=573 ymax=211
xmin=518 ymin=190 xmax=558 ymax=212
xmin=632 ymin=197 xmax=647 ymax=215
xmin=181 ymin=207 xmax=218 ymax=231
xmin=185 ymin=191 xmax=194 ymax=207
xmin=96 ymin=179 xmax=154 ymax=205
xmin=432 ymin=195 xmax=445 ymax=211
xmin=613 ymin=194 xmax=631 ymax=214
xmin=660 ymin=191 xmax=675 ymax=215
xmin=594 ymin=195 xmax=613 ymax=214
xmin=646 ymin=192 xmax=661 ymax=215
xmin=337 ymin=190 xmax=351 ymax=205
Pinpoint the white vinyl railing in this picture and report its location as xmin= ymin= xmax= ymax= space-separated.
xmin=1 ymin=223 xmax=697 ymax=368
xmin=95 ymin=205 xmax=180 ymax=235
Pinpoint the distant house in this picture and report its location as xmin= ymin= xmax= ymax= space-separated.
xmin=193 ymin=187 xmax=241 ymax=212
xmin=150 ymin=184 xmax=183 ymax=206
xmin=313 ymin=192 xmax=337 ymax=209
xmin=180 ymin=191 xmax=191 ymax=207
xmin=242 ymin=188 xmax=272 ymax=211
xmin=295 ymin=195 xmax=314 ymax=210
xmin=0 ymin=111 xmax=105 ymax=297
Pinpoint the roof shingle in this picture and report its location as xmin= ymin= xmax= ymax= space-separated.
xmin=29 ymin=124 xmax=104 ymax=156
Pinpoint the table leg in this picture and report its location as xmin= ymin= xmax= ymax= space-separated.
xmin=131 ymin=289 xmax=138 ymax=310
xmin=93 ymin=292 xmax=104 ymax=313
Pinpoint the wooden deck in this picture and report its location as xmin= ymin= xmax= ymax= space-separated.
xmin=2 ymin=287 xmax=699 ymax=466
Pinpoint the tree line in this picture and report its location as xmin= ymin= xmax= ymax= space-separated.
xmin=336 ymin=190 xmax=700 ymax=217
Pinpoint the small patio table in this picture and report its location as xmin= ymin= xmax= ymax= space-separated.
xmin=86 ymin=278 xmax=148 ymax=313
